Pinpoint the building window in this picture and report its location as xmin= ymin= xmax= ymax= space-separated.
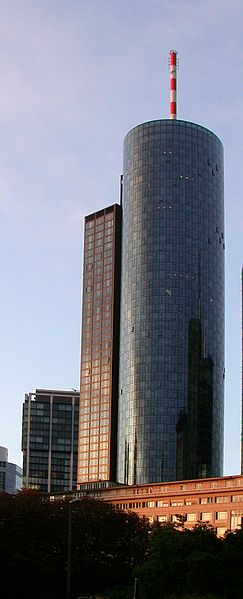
xmin=187 ymin=513 xmax=197 ymax=522
xmin=200 ymin=512 xmax=212 ymax=521
xmin=157 ymin=515 xmax=167 ymax=523
xmin=215 ymin=511 xmax=227 ymax=520
xmin=171 ymin=515 xmax=181 ymax=523
xmin=230 ymin=511 xmax=243 ymax=530
xmin=216 ymin=527 xmax=226 ymax=537
xmin=216 ymin=496 xmax=230 ymax=503
xmin=232 ymin=495 xmax=243 ymax=502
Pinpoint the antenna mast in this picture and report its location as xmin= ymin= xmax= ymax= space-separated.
xmin=169 ymin=50 xmax=178 ymax=119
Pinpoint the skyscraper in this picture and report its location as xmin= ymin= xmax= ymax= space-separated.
xmin=78 ymin=52 xmax=225 ymax=487
xmin=118 ymin=124 xmax=224 ymax=485
xmin=77 ymin=205 xmax=121 ymax=486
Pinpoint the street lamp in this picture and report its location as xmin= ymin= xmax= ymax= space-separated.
xmin=133 ymin=577 xmax=138 ymax=599
xmin=66 ymin=498 xmax=82 ymax=599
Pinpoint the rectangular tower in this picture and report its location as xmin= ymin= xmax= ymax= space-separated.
xmin=77 ymin=204 xmax=121 ymax=487
xmin=22 ymin=389 xmax=79 ymax=493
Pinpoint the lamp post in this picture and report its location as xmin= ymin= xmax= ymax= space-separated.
xmin=66 ymin=498 xmax=82 ymax=599
xmin=133 ymin=577 xmax=138 ymax=599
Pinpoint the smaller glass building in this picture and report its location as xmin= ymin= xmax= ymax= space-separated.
xmin=22 ymin=389 xmax=79 ymax=493
xmin=0 ymin=446 xmax=22 ymax=493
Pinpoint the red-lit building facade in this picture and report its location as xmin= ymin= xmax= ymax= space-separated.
xmin=54 ymin=474 xmax=243 ymax=537
xmin=78 ymin=205 xmax=121 ymax=485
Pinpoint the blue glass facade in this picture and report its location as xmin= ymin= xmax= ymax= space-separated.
xmin=22 ymin=390 xmax=79 ymax=493
xmin=118 ymin=119 xmax=224 ymax=484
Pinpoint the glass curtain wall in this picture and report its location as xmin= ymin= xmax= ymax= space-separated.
xmin=118 ymin=119 xmax=224 ymax=484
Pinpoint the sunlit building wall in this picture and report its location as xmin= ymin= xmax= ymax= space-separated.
xmin=77 ymin=204 xmax=121 ymax=485
xmin=52 ymin=474 xmax=243 ymax=538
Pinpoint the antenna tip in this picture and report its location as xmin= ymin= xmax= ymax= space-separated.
xmin=169 ymin=51 xmax=177 ymax=119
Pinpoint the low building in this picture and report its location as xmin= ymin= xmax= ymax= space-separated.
xmin=0 ymin=446 xmax=22 ymax=493
xmin=22 ymin=389 xmax=79 ymax=493
xmin=52 ymin=474 xmax=243 ymax=536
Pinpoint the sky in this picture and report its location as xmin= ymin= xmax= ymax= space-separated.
xmin=0 ymin=0 xmax=242 ymax=475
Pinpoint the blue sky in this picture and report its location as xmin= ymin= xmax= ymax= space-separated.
xmin=0 ymin=0 xmax=242 ymax=474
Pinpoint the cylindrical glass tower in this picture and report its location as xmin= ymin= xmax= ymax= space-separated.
xmin=118 ymin=119 xmax=224 ymax=484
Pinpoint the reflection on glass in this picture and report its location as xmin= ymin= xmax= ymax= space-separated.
xmin=118 ymin=119 xmax=224 ymax=484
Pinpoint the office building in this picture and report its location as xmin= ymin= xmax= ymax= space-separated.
xmin=55 ymin=474 xmax=243 ymax=538
xmin=78 ymin=204 xmax=121 ymax=486
xmin=118 ymin=118 xmax=224 ymax=485
xmin=117 ymin=52 xmax=224 ymax=484
xmin=77 ymin=52 xmax=225 ymax=487
xmin=0 ymin=446 xmax=22 ymax=493
xmin=22 ymin=389 xmax=79 ymax=493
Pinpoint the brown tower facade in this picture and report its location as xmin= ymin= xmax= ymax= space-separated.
xmin=77 ymin=204 xmax=121 ymax=486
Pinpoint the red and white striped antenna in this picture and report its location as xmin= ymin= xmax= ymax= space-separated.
xmin=169 ymin=50 xmax=178 ymax=120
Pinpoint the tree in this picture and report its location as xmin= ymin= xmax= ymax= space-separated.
xmin=0 ymin=491 xmax=150 ymax=599
xmin=136 ymin=522 xmax=225 ymax=599
xmin=223 ymin=527 xmax=243 ymax=598
xmin=69 ymin=497 xmax=151 ymax=596
xmin=0 ymin=490 xmax=66 ymax=599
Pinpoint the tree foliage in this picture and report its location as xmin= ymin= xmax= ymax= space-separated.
xmin=0 ymin=490 xmax=150 ymax=599
xmin=136 ymin=521 xmax=243 ymax=599
xmin=2 ymin=493 xmax=243 ymax=599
